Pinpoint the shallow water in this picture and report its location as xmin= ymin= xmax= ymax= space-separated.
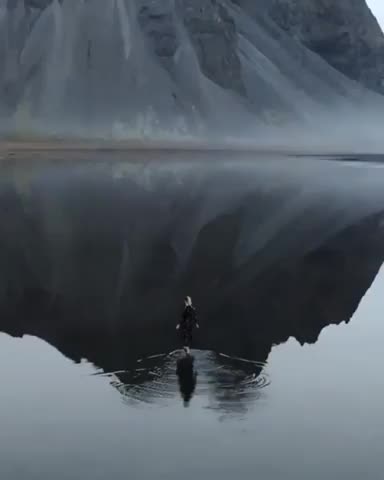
xmin=0 ymin=150 xmax=383 ymax=479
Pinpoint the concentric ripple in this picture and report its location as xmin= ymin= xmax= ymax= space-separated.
xmin=95 ymin=350 xmax=270 ymax=411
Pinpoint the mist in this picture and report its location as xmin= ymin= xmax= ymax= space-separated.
xmin=1 ymin=0 xmax=384 ymax=154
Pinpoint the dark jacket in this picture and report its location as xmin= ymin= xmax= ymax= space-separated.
xmin=180 ymin=305 xmax=198 ymax=331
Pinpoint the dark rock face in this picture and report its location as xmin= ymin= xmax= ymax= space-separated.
xmin=20 ymin=0 xmax=245 ymax=96
xmin=11 ymin=0 xmax=384 ymax=98
xmin=137 ymin=0 xmax=245 ymax=95
xmin=1 ymin=0 xmax=383 ymax=134
xmin=138 ymin=1 xmax=179 ymax=62
xmin=218 ymin=0 xmax=384 ymax=95
xmin=264 ymin=0 xmax=384 ymax=94
xmin=180 ymin=0 xmax=245 ymax=95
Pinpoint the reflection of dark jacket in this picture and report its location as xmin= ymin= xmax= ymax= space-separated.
xmin=176 ymin=356 xmax=197 ymax=406
xmin=181 ymin=305 xmax=198 ymax=332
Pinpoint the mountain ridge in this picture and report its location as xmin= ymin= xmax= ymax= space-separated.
xmin=0 ymin=0 xmax=383 ymax=139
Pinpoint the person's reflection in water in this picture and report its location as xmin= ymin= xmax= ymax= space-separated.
xmin=176 ymin=355 xmax=197 ymax=407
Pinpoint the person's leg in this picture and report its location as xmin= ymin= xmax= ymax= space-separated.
xmin=186 ymin=330 xmax=192 ymax=352
xmin=180 ymin=329 xmax=191 ymax=354
xmin=181 ymin=329 xmax=188 ymax=349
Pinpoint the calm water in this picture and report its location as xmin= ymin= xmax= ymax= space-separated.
xmin=0 ymin=150 xmax=383 ymax=479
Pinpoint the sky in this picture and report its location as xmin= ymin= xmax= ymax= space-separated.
xmin=367 ymin=0 xmax=384 ymax=28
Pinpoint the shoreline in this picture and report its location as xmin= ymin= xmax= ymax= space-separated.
xmin=0 ymin=139 xmax=383 ymax=163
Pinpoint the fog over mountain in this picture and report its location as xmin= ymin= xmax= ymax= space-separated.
xmin=1 ymin=0 xmax=383 ymax=150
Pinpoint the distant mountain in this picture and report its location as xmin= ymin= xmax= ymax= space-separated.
xmin=0 ymin=0 xmax=383 ymax=138
xmin=236 ymin=0 xmax=384 ymax=94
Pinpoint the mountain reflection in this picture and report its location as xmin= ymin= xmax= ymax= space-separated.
xmin=0 ymin=154 xmax=384 ymax=410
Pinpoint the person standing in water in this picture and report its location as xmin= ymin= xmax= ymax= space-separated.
xmin=176 ymin=296 xmax=199 ymax=354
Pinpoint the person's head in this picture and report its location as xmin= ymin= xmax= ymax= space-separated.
xmin=185 ymin=296 xmax=192 ymax=307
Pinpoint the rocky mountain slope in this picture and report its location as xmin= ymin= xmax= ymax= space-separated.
xmin=237 ymin=0 xmax=384 ymax=94
xmin=0 ymin=0 xmax=383 ymax=138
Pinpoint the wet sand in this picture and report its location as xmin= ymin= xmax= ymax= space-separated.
xmin=0 ymin=138 xmax=342 ymax=163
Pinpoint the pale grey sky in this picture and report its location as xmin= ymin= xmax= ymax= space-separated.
xmin=367 ymin=0 xmax=384 ymax=28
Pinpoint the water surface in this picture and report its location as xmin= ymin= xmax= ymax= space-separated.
xmin=0 ymin=150 xmax=383 ymax=479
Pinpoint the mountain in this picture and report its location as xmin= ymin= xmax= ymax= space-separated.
xmin=237 ymin=0 xmax=384 ymax=94
xmin=0 ymin=0 xmax=383 ymax=138
xmin=1 ymin=154 xmax=384 ymax=367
